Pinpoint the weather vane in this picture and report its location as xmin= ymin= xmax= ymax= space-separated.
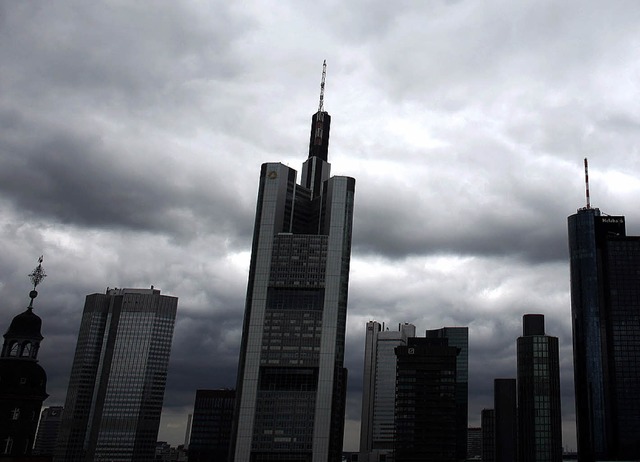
xmin=27 ymin=256 xmax=46 ymax=309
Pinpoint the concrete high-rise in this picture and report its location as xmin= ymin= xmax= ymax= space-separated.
xmin=516 ymin=314 xmax=562 ymax=462
xmin=55 ymin=287 xmax=177 ymax=462
xmin=231 ymin=63 xmax=356 ymax=462
xmin=425 ymin=326 xmax=468 ymax=461
xmin=568 ymin=204 xmax=640 ymax=461
xmin=359 ymin=321 xmax=415 ymax=462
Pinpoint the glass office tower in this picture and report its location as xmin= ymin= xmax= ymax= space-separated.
xmin=188 ymin=389 xmax=235 ymax=462
xmin=516 ymin=314 xmax=562 ymax=462
xmin=394 ymin=337 xmax=459 ymax=462
xmin=569 ymin=206 xmax=640 ymax=461
xmin=359 ymin=321 xmax=415 ymax=462
xmin=55 ymin=287 xmax=178 ymax=462
xmin=231 ymin=86 xmax=356 ymax=462
xmin=426 ymin=326 xmax=468 ymax=462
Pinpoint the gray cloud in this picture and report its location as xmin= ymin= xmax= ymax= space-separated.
xmin=2 ymin=0 xmax=640 ymax=452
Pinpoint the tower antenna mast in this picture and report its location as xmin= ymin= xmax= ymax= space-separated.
xmin=584 ymin=158 xmax=591 ymax=209
xmin=318 ymin=60 xmax=326 ymax=113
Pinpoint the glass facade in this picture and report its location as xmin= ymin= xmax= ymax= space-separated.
xmin=480 ymin=409 xmax=495 ymax=462
xmin=359 ymin=321 xmax=415 ymax=462
xmin=569 ymin=208 xmax=640 ymax=460
xmin=188 ymin=389 xmax=235 ymax=462
xmin=232 ymin=107 xmax=355 ymax=462
xmin=394 ymin=337 xmax=459 ymax=462
xmin=426 ymin=326 xmax=468 ymax=462
xmin=516 ymin=315 xmax=562 ymax=462
xmin=55 ymin=288 xmax=177 ymax=462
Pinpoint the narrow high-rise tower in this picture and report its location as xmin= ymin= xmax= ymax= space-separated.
xmin=426 ymin=326 xmax=468 ymax=461
xmin=231 ymin=62 xmax=356 ymax=462
xmin=394 ymin=337 xmax=459 ymax=462
xmin=55 ymin=287 xmax=178 ymax=462
xmin=359 ymin=321 xmax=415 ymax=462
xmin=569 ymin=197 xmax=640 ymax=461
xmin=516 ymin=314 xmax=562 ymax=462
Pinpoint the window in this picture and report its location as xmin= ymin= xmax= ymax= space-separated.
xmin=21 ymin=343 xmax=32 ymax=358
xmin=3 ymin=437 xmax=12 ymax=455
xmin=9 ymin=343 xmax=19 ymax=357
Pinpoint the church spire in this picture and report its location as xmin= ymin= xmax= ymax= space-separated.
xmin=1 ymin=257 xmax=46 ymax=359
xmin=27 ymin=256 xmax=46 ymax=310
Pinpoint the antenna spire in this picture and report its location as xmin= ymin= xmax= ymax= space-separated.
xmin=318 ymin=60 xmax=326 ymax=113
xmin=584 ymin=158 xmax=591 ymax=209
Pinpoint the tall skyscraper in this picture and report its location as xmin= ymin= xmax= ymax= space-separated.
xmin=517 ymin=314 xmax=562 ymax=462
xmin=425 ymin=326 xmax=468 ymax=461
xmin=0 ymin=258 xmax=48 ymax=458
xmin=33 ymin=406 xmax=63 ymax=457
xmin=55 ymin=287 xmax=178 ymax=462
xmin=394 ymin=337 xmax=459 ymax=462
xmin=231 ymin=63 xmax=356 ymax=462
xmin=493 ymin=378 xmax=517 ymax=462
xmin=359 ymin=321 xmax=415 ymax=462
xmin=188 ymin=389 xmax=235 ymax=462
xmin=568 ymin=200 xmax=640 ymax=460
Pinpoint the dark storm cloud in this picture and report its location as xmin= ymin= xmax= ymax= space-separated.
xmin=0 ymin=118 xmax=253 ymax=241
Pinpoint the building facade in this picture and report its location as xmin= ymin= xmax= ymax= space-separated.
xmin=394 ymin=337 xmax=459 ymax=462
xmin=493 ymin=378 xmax=517 ymax=462
xmin=517 ymin=314 xmax=562 ymax=462
xmin=55 ymin=287 xmax=177 ymax=462
xmin=466 ymin=427 xmax=481 ymax=460
xmin=230 ymin=73 xmax=356 ymax=462
xmin=480 ymin=409 xmax=495 ymax=462
xmin=359 ymin=321 xmax=415 ymax=462
xmin=33 ymin=406 xmax=63 ymax=457
xmin=188 ymin=389 xmax=235 ymax=462
xmin=425 ymin=327 xmax=468 ymax=461
xmin=568 ymin=207 xmax=640 ymax=460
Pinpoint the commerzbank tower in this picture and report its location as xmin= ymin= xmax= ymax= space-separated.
xmin=230 ymin=62 xmax=356 ymax=462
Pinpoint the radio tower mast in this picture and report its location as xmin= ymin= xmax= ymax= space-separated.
xmin=318 ymin=60 xmax=326 ymax=113
xmin=584 ymin=158 xmax=591 ymax=209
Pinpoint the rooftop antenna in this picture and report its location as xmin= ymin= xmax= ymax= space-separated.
xmin=584 ymin=158 xmax=591 ymax=209
xmin=318 ymin=60 xmax=326 ymax=113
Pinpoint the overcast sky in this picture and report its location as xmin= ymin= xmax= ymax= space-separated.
xmin=3 ymin=0 xmax=640 ymax=452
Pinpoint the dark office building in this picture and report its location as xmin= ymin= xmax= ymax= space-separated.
xmin=568 ymin=205 xmax=640 ymax=461
xmin=55 ymin=287 xmax=177 ymax=462
xmin=0 ymin=259 xmax=48 ymax=459
xmin=230 ymin=63 xmax=356 ymax=462
xmin=394 ymin=337 xmax=459 ymax=462
xmin=426 ymin=327 xmax=468 ymax=462
xmin=188 ymin=389 xmax=235 ymax=462
xmin=494 ymin=378 xmax=517 ymax=462
xmin=466 ymin=427 xmax=481 ymax=460
xmin=33 ymin=406 xmax=63 ymax=456
xmin=517 ymin=315 xmax=562 ymax=462
xmin=480 ymin=409 xmax=495 ymax=462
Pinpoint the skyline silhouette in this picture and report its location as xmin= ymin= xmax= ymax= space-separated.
xmin=3 ymin=1 xmax=640 ymax=453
